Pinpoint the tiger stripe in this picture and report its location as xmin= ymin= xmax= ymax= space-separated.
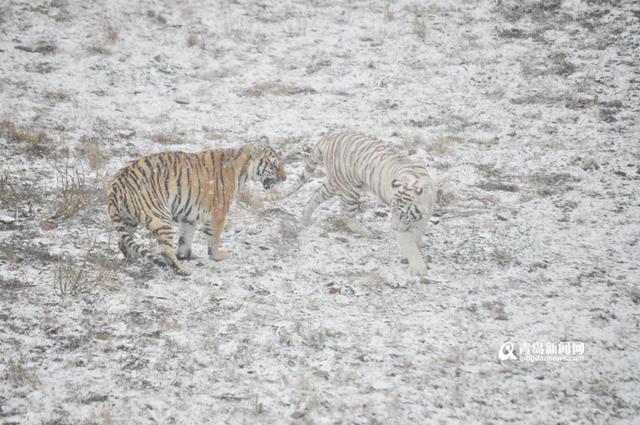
xmin=108 ymin=145 xmax=286 ymax=275
xmin=271 ymin=132 xmax=435 ymax=274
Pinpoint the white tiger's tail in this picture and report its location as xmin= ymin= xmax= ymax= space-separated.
xmin=262 ymin=143 xmax=323 ymax=201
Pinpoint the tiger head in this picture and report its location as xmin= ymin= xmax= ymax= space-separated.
xmin=249 ymin=146 xmax=287 ymax=190
xmin=390 ymin=176 xmax=432 ymax=225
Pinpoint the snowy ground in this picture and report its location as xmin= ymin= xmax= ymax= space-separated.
xmin=1 ymin=0 xmax=639 ymax=423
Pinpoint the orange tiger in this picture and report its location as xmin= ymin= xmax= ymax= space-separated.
xmin=107 ymin=145 xmax=286 ymax=275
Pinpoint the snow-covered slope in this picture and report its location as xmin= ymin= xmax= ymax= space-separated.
xmin=1 ymin=0 xmax=639 ymax=423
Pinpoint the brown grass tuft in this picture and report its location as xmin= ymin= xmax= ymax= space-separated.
xmin=46 ymin=161 xmax=91 ymax=223
xmin=384 ymin=4 xmax=395 ymax=22
xmin=104 ymin=23 xmax=119 ymax=42
xmin=417 ymin=134 xmax=463 ymax=155
xmin=54 ymin=238 xmax=117 ymax=296
xmin=187 ymin=34 xmax=204 ymax=48
xmin=151 ymin=129 xmax=183 ymax=145
xmin=87 ymin=44 xmax=112 ymax=55
xmin=75 ymin=136 xmax=110 ymax=170
xmin=0 ymin=171 xmax=35 ymax=216
xmin=15 ymin=40 xmax=57 ymax=54
xmin=411 ymin=7 xmax=427 ymax=40
xmin=7 ymin=361 xmax=40 ymax=387
xmin=86 ymin=23 xmax=119 ymax=56
xmin=244 ymin=81 xmax=316 ymax=97
xmin=0 ymin=119 xmax=52 ymax=158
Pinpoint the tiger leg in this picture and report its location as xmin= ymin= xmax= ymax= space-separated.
xmin=205 ymin=214 xmax=227 ymax=261
xmin=302 ymin=181 xmax=335 ymax=225
xmin=339 ymin=188 xmax=372 ymax=237
xmin=117 ymin=223 xmax=137 ymax=258
xmin=412 ymin=226 xmax=427 ymax=248
xmin=177 ymin=222 xmax=196 ymax=260
xmin=148 ymin=218 xmax=191 ymax=276
xmin=395 ymin=229 xmax=428 ymax=275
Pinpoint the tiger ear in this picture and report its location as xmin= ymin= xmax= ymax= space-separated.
xmin=254 ymin=136 xmax=269 ymax=152
xmin=391 ymin=179 xmax=401 ymax=188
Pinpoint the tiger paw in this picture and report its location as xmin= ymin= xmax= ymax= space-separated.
xmin=409 ymin=261 xmax=428 ymax=276
xmin=159 ymin=254 xmax=192 ymax=276
xmin=210 ymin=250 xmax=227 ymax=261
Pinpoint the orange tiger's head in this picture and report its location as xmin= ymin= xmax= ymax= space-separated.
xmin=251 ymin=146 xmax=286 ymax=190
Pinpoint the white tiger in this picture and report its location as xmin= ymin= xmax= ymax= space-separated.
xmin=274 ymin=132 xmax=436 ymax=275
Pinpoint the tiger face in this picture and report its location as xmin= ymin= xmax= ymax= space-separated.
xmin=252 ymin=146 xmax=287 ymax=189
xmin=390 ymin=177 xmax=426 ymax=225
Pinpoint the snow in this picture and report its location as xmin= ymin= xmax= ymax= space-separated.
xmin=1 ymin=0 xmax=639 ymax=423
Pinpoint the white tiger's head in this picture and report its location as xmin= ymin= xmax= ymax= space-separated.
xmin=390 ymin=176 xmax=432 ymax=225
xmin=250 ymin=146 xmax=287 ymax=190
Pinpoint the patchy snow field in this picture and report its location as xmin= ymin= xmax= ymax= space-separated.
xmin=1 ymin=0 xmax=639 ymax=423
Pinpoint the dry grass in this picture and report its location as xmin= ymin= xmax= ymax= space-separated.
xmin=413 ymin=15 xmax=426 ymax=40
xmin=44 ymin=90 xmax=70 ymax=104
xmin=0 ymin=171 xmax=34 ymax=216
xmin=104 ymin=23 xmax=119 ymax=42
xmin=417 ymin=134 xmax=464 ymax=155
xmin=475 ymin=163 xmax=505 ymax=179
xmin=496 ymin=0 xmax=562 ymax=23
xmin=54 ymin=239 xmax=117 ymax=296
xmin=87 ymin=44 xmax=112 ymax=55
xmin=147 ymin=10 xmax=168 ymax=25
xmin=187 ymin=33 xmax=205 ymax=49
xmin=47 ymin=161 xmax=91 ymax=222
xmin=384 ymin=4 xmax=395 ymax=22
xmin=476 ymin=180 xmax=519 ymax=192
xmin=0 ymin=119 xmax=52 ymax=158
xmin=15 ymin=40 xmax=57 ymax=54
xmin=526 ymin=172 xmax=578 ymax=196
xmin=6 ymin=360 xmax=40 ymax=387
xmin=50 ymin=0 xmax=71 ymax=22
xmin=75 ymin=136 xmax=110 ymax=170
xmin=202 ymin=127 xmax=233 ymax=141
xmin=305 ymin=58 xmax=332 ymax=75
xmin=244 ymin=81 xmax=316 ymax=97
xmin=151 ymin=129 xmax=183 ymax=145
xmin=201 ymin=68 xmax=233 ymax=81
xmin=411 ymin=7 xmax=427 ymax=40
xmin=491 ymin=247 xmax=516 ymax=267
xmin=55 ymin=248 xmax=92 ymax=296
xmin=520 ymin=51 xmax=576 ymax=78
xmin=86 ymin=23 xmax=119 ymax=56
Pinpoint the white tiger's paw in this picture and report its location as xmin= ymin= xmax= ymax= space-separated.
xmin=409 ymin=261 xmax=428 ymax=276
